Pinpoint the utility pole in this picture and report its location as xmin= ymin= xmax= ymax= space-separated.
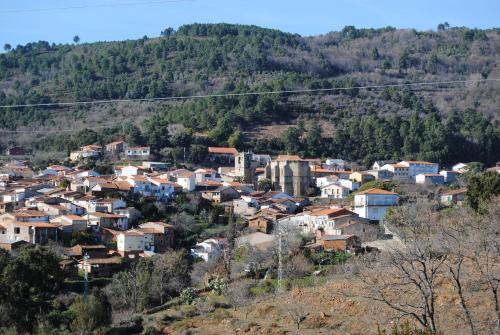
xmin=278 ymin=229 xmax=283 ymax=292
xmin=83 ymin=252 xmax=90 ymax=302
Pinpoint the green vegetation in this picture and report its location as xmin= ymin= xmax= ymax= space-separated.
xmin=466 ymin=171 xmax=500 ymax=211
xmin=69 ymin=289 xmax=112 ymax=334
xmin=0 ymin=246 xmax=64 ymax=333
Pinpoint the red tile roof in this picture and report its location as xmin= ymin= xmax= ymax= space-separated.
xmin=83 ymin=257 xmax=122 ymax=265
xmin=14 ymin=210 xmax=47 ymax=217
xmin=277 ymin=155 xmax=303 ymax=161
xmin=14 ymin=221 xmax=60 ymax=228
xmin=311 ymin=207 xmax=354 ymax=217
xmin=357 ymin=188 xmax=398 ymax=195
xmin=141 ymin=221 xmax=174 ymax=228
xmin=151 ymin=178 xmax=177 ymax=185
xmin=442 ymin=188 xmax=467 ymax=196
xmin=208 ymin=147 xmax=238 ymax=154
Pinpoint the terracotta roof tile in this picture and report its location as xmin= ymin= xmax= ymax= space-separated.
xmin=357 ymin=188 xmax=398 ymax=195
xmin=208 ymin=147 xmax=237 ymax=154
xmin=14 ymin=221 xmax=60 ymax=228
xmin=442 ymin=188 xmax=467 ymax=196
xmin=276 ymin=155 xmax=303 ymax=161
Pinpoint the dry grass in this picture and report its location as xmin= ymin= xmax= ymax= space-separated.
xmin=148 ymin=273 xmax=497 ymax=335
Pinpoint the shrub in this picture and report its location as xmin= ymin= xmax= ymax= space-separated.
xmin=179 ymin=287 xmax=197 ymax=305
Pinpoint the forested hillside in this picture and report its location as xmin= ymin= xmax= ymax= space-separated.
xmin=0 ymin=23 xmax=499 ymax=165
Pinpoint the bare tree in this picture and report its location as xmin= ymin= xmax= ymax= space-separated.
xmin=358 ymin=200 xmax=446 ymax=333
xmin=357 ymin=197 xmax=500 ymax=334
xmin=283 ymin=253 xmax=313 ymax=280
xmin=152 ymin=250 xmax=191 ymax=305
xmin=106 ymin=265 xmax=143 ymax=317
xmin=226 ymin=280 xmax=252 ymax=317
xmin=286 ymin=292 xmax=307 ymax=330
xmin=274 ymin=219 xmax=305 ymax=291
xmin=195 ymin=297 xmax=215 ymax=324
xmin=440 ymin=207 xmax=477 ymax=335
xmin=223 ymin=211 xmax=237 ymax=280
xmin=468 ymin=197 xmax=500 ymax=333
xmin=232 ymin=243 xmax=274 ymax=281
xmin=191 ymin=257 xmax=219 ymax=288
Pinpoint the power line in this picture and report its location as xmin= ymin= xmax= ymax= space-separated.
xmin=0 ymin=78 xmax=498 ymax=109
xmin=0 ymin=78 xmax=498 ymax=134
xmin=0 ymin=123 xmax=122 ymax=134
xmin=0 ymin=0 xmax=194 ymax=14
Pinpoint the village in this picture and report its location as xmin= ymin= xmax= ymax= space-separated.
xmin=1 ymin=140 xmax=496 ymax=278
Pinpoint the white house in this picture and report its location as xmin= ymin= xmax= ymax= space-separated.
xmin=118 ymin=228 xmax=162 ymax=254
xmin=69 ymin=147 xmax=101 ymax=162
xmin=316 ymin=175 xmax=339 ymax=188
xmin=191 ymin=238 xmax=223 ymax=261
xmin=126 ymin=146 xmax=150 ymax=158
xmin=415 ymin=173 xmax=445 ymax=185
xmin=115 ymin=165 xmax=143 ymax=177
xmin=324 ymin=158 xmax=347 ymax=171
xmin=150 ymin=178 xmax=176 ymax=200
xmin=439 ymin=170 xmax=460 ymax=184
xmin=87 ymin=212 xmax=129 ymax=230
xmin=452 ymin=163 xmax=469 ymax=173
xmin=40 ymin=165 xmax=72 ymax=176
xmin=117 ymin=230 xmax=146 ymax=257
xmin=73 ymin=170 xmax=100 ymax=179
xmin=399 ymin=161 xmax=439 ymax=180
xmin=170 ymin=170 xmax=196 ymax=192
xmin=372 ymin=160 xmax=397 ymax=170
xmin=194 ymin=168 xmax=220 ymax=183
xmin=320 ymin=184 xmax=350 ymax=199
xmin=354 ymin=188 xmax=399 ymax=221
xmin=93 ymin=198 xmax=127 ymax=212
xmin=2 ymin=189 xmax=25 ymax=203
xmin=126 ymin=175 xmax=153 ymax=197
xmin=380 ymin=163 xmax=410 ymax=181
xmin=59 ymin=214 xmax=88 ymax=234
xmin=277 ymin=207 xmax=357 ymax=235
xmin=83 ymin=177 xmax=108 ymax=192
xmin=338 ymin=179 xmax=359 ymax=191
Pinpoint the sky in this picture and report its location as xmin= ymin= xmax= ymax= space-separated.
xmin=0 ymin=0 xmax=499 ymax=48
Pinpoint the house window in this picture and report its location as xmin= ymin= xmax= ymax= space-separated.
xmin=14 ymin=227 xmax=20 ymax=234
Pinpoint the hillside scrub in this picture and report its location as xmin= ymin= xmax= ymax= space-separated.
xmin=1 ymin=24 xmax=499 ymax=166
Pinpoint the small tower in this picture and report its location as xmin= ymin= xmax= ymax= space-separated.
xmin=235 ymin=152 xmax=257 ymax=185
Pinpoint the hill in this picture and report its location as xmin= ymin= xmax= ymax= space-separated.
xmin=0 ymin=23 xmax=499 ymax=165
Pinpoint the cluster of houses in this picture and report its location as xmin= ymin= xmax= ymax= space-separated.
xmin=0 ymin=160 xmax=176 ymax=273
xmin=1 ymin=141 xmax=496 ymax=272
xmin=69 ymin=141 xmax=151 ymax=162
